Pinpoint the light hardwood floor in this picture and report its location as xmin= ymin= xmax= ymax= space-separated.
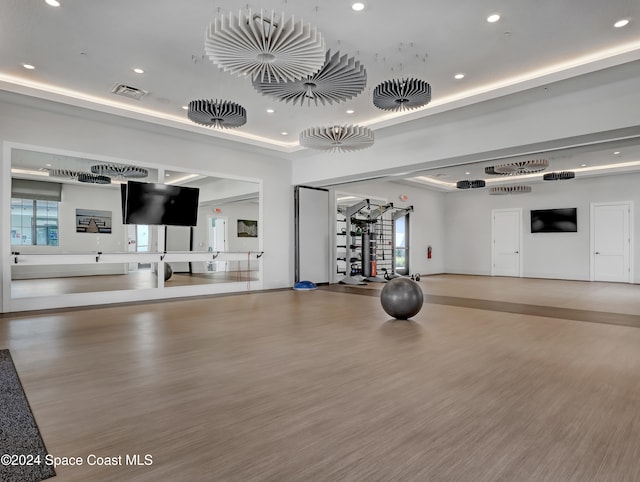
xmin=1 ymin=275 xmax=640 ymax=481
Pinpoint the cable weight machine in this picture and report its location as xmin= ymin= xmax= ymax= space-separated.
xmin=338 ymin=200 xmax=413 ymax=285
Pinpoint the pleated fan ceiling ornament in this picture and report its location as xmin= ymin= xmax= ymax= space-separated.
xmin=491 ymin=159 xmax=549 ymax=175
xmin=90 ymin=164 xmax=148 ymax=179
xmin=299 ymin=125 xmax=374 ymax=152
xmin=456 ymin=180 xmax=486 ymax=189
xmin=252 ymin=49 xmax=367 ymax=106
xmin=187 ymin=99 xmax=247 ymax=129
xmin=489 ymin=185 xmax=532 ymax=195
xmin=543 ymin=171 xmax=575 ymax=181
xmin=78 ymin=173 xmax=111 ymax=184
xmin=204 ymin=10 xmax=326 ymax=82
xmin=47 ymin=168 xmax=82 ymax=181
xmin=484 ymin=166 xmax=507 ymax=176
xmin=373 ymin=78 xmax=431 ymax=111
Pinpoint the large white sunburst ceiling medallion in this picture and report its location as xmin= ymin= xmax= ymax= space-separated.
xmin=252 ymin=49 xmax=367 ymax=106
xmin=204 ymin=10 xmax=326 ymax=82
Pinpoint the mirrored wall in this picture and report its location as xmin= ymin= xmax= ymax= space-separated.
xmin=7 ymin=147 xmax=261 ymax=310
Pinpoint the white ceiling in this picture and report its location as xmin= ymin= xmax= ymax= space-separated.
xmin=2 ymin=0 xmax=640 ymax=185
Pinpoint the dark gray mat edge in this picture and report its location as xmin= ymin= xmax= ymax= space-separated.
xmin=0 ymin=349 xmax=56 ymax=482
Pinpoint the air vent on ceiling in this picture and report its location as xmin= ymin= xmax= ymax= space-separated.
xmin=110 ymin=83 xmax=148 ymax=100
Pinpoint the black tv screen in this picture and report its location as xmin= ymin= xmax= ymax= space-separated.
xmin=531 ymin=208 xmax=577 ymax=233
xmin=122 ymin=181 xmax=199 ymax=226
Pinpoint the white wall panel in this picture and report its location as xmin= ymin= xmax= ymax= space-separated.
xmin=295 ymin=186 xmax=330 ymax=284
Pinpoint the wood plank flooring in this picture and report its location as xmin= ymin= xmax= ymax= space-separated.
xmin=1 ymin=275 xmax=640 ymax=481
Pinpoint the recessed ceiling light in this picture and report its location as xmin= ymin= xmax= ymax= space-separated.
xmin=133 ymin=68 xmax=144 ymax=74
xmin=181 ymin=105 xmax=188 ymax=110
xmin=22 ymin=64 xmax=35 ymax=70
xmin=487 ymin=14 xmax=501 ymax=23
xmin=281 ymin=132 xmax=288 ymax=136
xmin=352 ymin=3 xmax=365 ymax=11
xmin=346 ymin=109 xmax=355 ymax=114
xmin=465 ymin=171 xmax=471 ymax=175
xmin=614 ymin=19 xmax=629 ymax=28
xmin=454 ymin=73 xmax=465 ymax=80
xmin=266 ymin=108 xmax=275 ymax=113
xmin=580 ymin=164 xmax=587 ymax=167
xmin=165 ymin=173 xmax=170 ymax=177
xmin=614 ymin=151 xmax=621 ymax=155
xmin=45 ymin=0 xmax=60 ymax=6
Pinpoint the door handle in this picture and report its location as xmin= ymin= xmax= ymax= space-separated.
xmin=515 ymin=251 xmax=519 ymax=254
xmin=595 ymin=252 xmax=600 ymax=255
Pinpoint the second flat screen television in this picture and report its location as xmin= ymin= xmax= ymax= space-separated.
xmin=530 ymin=208 xmax=577 ymax=233
xmin=122 ymin=181 xmax=200 ymax=226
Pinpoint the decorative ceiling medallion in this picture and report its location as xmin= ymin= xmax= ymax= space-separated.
xmin=78 ymin=173 xmax=111 ymax=184
xmin=204 ymin=10 xmax=326 ymax=82
xmin=299 ymin=125 xmax=374 ymax=152
xmin=252 ymin=49 xmax=367 ymax=106
xmin=373 ymin=78 xmax=431 ymax=111
xmin=456 ymin=180 xmax=486 ymax=189
xmin=47 ymin=168 xmax=82 ymax=180
xmin=489 ymin=185 xmax=532 ymax=195
xmin=484 ymin=166 xmax=511 ymax=176
xmin=543 ymin=171 xmax=575 ymax=181
xmin=187 ymin=100 xmax=247 ymax=129
xmin=90 ymin=164 xmax=148 ymax=178
xmin=492 ymin=159 xmax=549 ymax=175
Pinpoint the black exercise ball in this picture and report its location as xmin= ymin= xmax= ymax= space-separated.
xmin=164 ymin=263 xmax=173 ymax=281
xmin=380 ymin=277 xmax=424 ymax=320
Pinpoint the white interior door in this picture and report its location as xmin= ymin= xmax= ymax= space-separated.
xmin=295 ymin=186 xmax=330 ymax=284
xmin=208 ymin=217 xmax=227 ymax=272
xmin=591 ymin=202 xmax=632 ymax=282
xmin=492 ymin=209 xmax=522 ymax=277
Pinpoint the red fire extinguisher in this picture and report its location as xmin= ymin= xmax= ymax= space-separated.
xmin=427 ymin=245 xmax=432 ymax=259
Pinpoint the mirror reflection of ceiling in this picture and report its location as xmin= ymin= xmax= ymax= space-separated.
xmin=401 ymin=137 xmax=640 ymax=191
xmin=11 ymin=149 xmax=258 ymax=204
xmin=11 ymin=149 xmax=157 ymax=186
xmin=336 ymin=194 xmax=387 ymax=210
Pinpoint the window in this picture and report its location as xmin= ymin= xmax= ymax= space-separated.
xmin=394 ymin=213 xmax=410 ymax=275
xmin=136 ymin=225 xmax=150 ymax=252
xmin=11 ymin=198 xmax=59 ymax=246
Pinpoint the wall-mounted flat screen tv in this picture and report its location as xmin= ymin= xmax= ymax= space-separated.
xmin=122 ymin=181 xmax=200 ymax=226
xmin=530 ymin=208 xmax=577 ymax=233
